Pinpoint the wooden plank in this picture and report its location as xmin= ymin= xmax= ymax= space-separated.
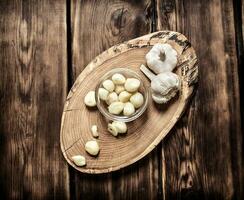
xmin=242 ymin=0 xmax=244 ymax=46
xmin=156 ymin=0 xmax=242 ymax=199
xmin=70 ymin=0 xmax=160 ymax=199
xmin=0 ymin=0 xmax=69 ymax=199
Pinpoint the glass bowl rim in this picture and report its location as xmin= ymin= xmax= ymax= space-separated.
xmin=95 ymin=68 xmax=149 ymax=122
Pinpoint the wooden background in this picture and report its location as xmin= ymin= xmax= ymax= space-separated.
xmin=0 ymin=0 xmax=243 ymax=199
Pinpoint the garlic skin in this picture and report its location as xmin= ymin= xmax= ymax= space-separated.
xmin=115 ymin=85 xmax=125 ymax=94
xmin=91 ymin=125 xmax=99 ymax=138
xmin=71 ymin=155 xmax=86 ymax=167
xmin=102 ymin=80 xmax=115 ymax=92
xmin=118 ymin=91 xmax=132 ymax=103
xmin=98 ymin=88 xmax=109 ymax=101
xmin=124 ymin=78 xmax=140 ymax=92
xmin=130 ymin=92 xmax=144 ymax=108
xmin=108 ymin=102 xmax=124 ymax=114
xmin=112 ymin=73 xmax=126 ymax=84
xmin=84 ymin=91 xmax=96 ymax=107
xmin=140 ymin=64 xmax=180 ymax=104
xmin=123 ymin=102 xmax=135 ymax=116
xmin=146 ymin=43 xmax=178 ymax=74
xmin=85 ymin=140 xmax=100 ymax=156
xmin=106 ymin=92 xmax=118 ymax=105
xmin=108 ymin=121 xmax=127 ymax=136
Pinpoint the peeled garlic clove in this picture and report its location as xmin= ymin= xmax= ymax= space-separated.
xmin=106 ymin=92 xmax=118 ymax=105
xmin=84 ymin=91 xmax=96 ymax=107
xmin=85 ymin=140 xmax=100 ymax=156
xmin=108 ymin=102 xmax=124 ymax=114
xmin=98 ymin=88 xmax=109 ymax=101
xmin=112 ymin=121 xmax=127 ymax=134
xmin=118 ymin=91 xmax=132 ymax=103
xmin=123 ymin=102 xmax=135 ymax=116
xmin=130 ymin=92 xmax=144 ymax=108
xmin=91 ymin=125 xmax=99 ymax=138
xmin=71 ymin=155 xmax=86 ymax=167
xmin=102 ymin=79 xmax=115 ymax=92
xmin=124 ymin=78 xmax=141 ymax=92
xmin=112 ymin=73 xmax=126 ymax=84
xmin=115 ymin=85 xmax=125 ymax=94
xmin=108 ymin=123 xmax=118 ymax=136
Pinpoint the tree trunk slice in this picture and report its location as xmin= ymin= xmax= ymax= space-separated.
xmin=60 ymin=31 xmax=198 ymax=174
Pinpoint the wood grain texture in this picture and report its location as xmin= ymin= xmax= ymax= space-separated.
xmin=70 ymin=0 xmax=161 ymax=199
xmin=156 ymin=0 xmax=242 ymax=199
xmin=0 ymin=0 xmax=69 ymax=199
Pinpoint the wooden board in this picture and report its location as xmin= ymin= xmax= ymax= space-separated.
xmin=60 ymin=31 xmax=198 ymax=173
xmin=0 ymin=0 xmax=69 ymax=199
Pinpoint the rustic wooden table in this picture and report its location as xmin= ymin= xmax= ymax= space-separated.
xmin=0 ymin=0 xmax=243 ymax=199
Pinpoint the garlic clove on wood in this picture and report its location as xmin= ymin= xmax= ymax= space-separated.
xmin=106 ymin=92 xmax=118 ymax=105
xmin=71 ymin=155 xmax=86 ymax=167
xmin=98 ymin=88 xmax=109 ymax=101
xmin=108 ymin=102 xmax=124 ymax=114
xmin=112 ymin=121 xmax=127 ymax=134
xmin=91 ymin=125 xmax=99 ymax=138
xmin=130 ymin=92 xmax=144 ymax=108
xmin=102 ymin=79 xmax=115 ymax=92
xmin=85 ymin=140 xmax=100 ymax=156
xmin=112 ymin=73 xmax=126 ymax=84
xmin=124 ymin=78 xmax=140 ymax=92
xmin=108 ymin=123 xmax=118 ymax=136
xmin=84 ymin=91 xmax=97 ymax=107
xmin=146 ymin=43 xmax=178 ymax=74
xmin=123 ymin=102 xmax=135 ymax=116
xmin=108 ymin=121 xmax=127 ymax=136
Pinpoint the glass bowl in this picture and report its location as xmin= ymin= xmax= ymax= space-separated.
xmin=95 ymin=68 xmax=149 ymax=122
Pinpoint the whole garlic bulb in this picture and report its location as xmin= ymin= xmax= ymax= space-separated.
xmin=146 ymin=43 xmax=178 ymax=74
xmin=84 ymin=91 xmax=96 ymax=107
xmin=124 ymin=78 xmax=140 ymax=92
xmin=85 ymin=140 xmax=100 ymax=156
xmin=102 ymin=79 xmax=115 ymax=92
xmin=140 ymin=64 xmax=180 ymax=104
